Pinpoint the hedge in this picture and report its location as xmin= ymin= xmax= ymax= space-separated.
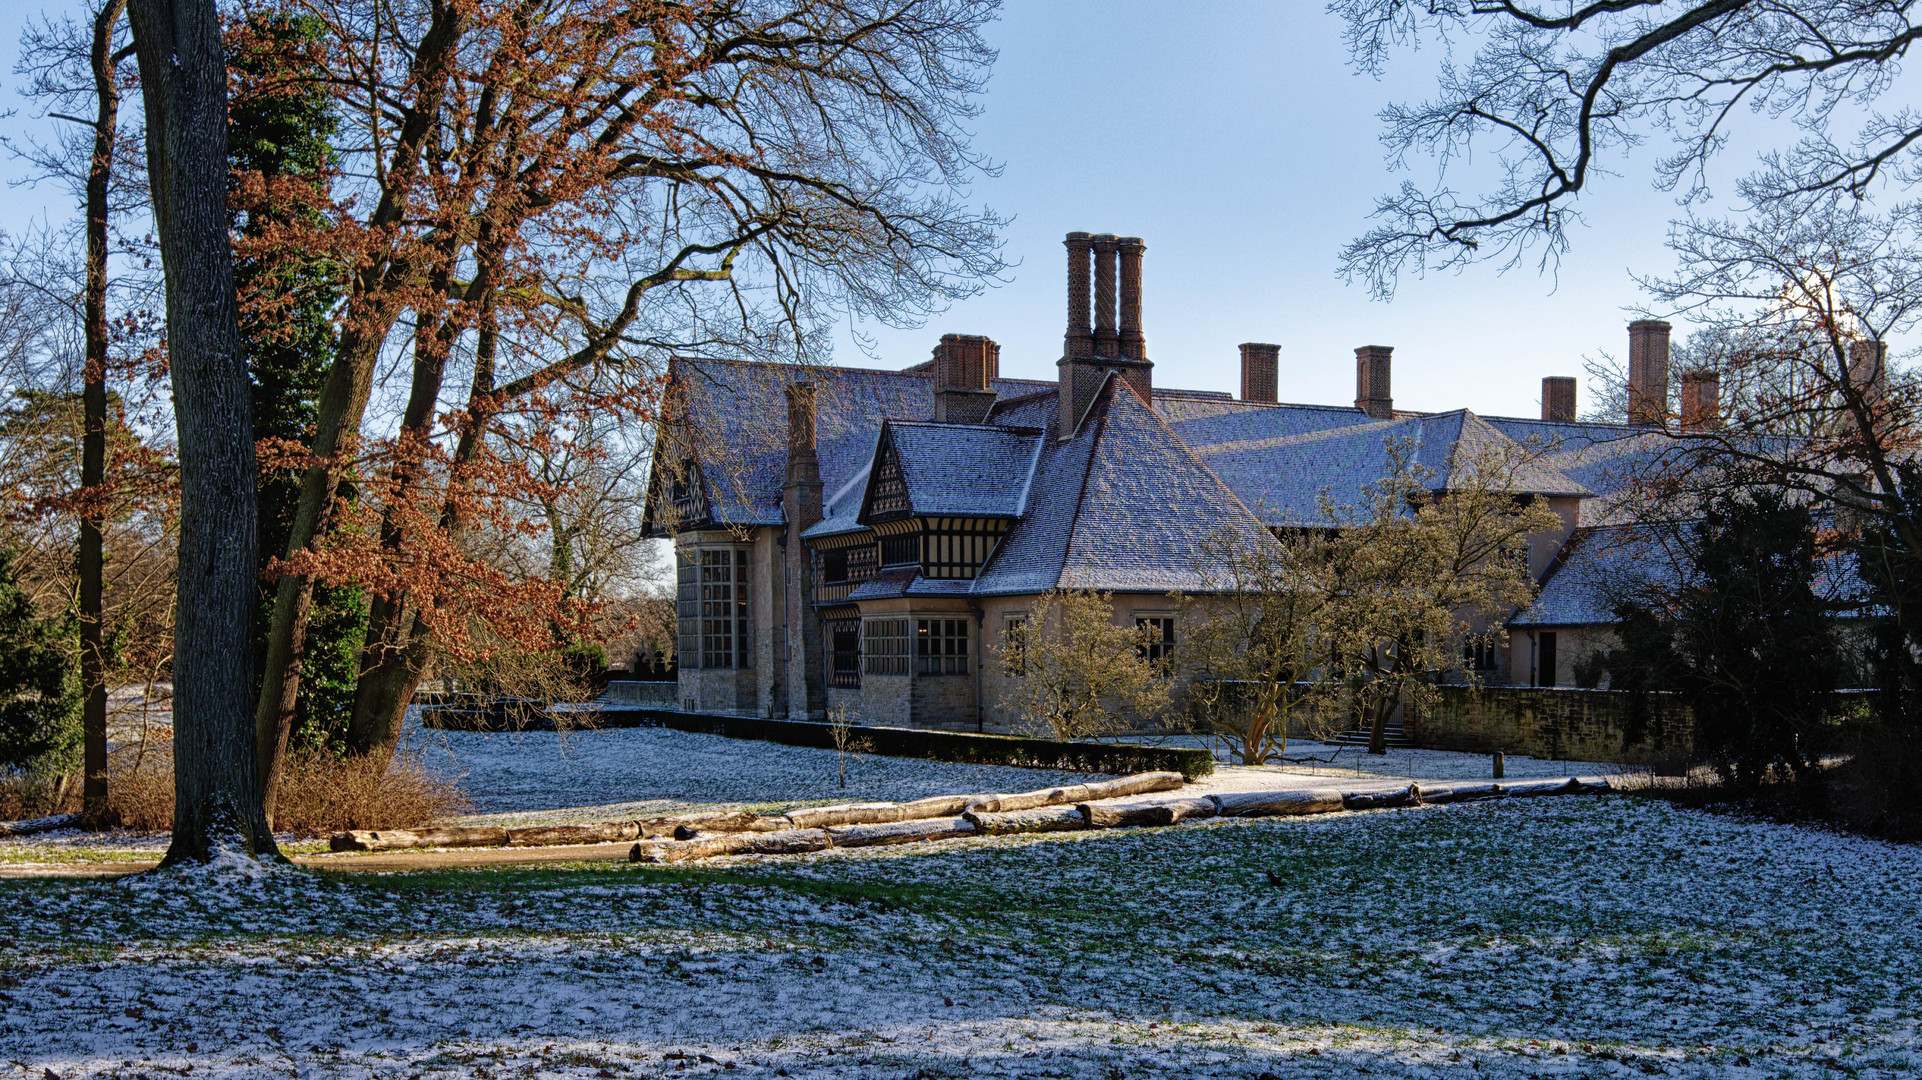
xmin=423 ymin=705 xmax=1215 ymax=780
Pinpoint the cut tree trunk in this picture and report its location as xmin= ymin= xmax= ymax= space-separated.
xmin=128 ymin=0 xmax=277 ymax=866
xmin=963 ymin=805 xmax=1089 ymax=835
xmin=1081 ymin=796 xmax=1217 ymax=829
xmin=1209 ymin=788 xmax=1345 ymax=818
xmin=965 ymin=771 xmax=1183 ymax=814
xmin=1341 ymin=784 xmax=1421 ymax=810
xmin=629 ymin=828 xmax=830 ymax=863
xmin=785 ymin=795 xmax=972 ymax=829
xmin=644 ymin=811 xmax=786 ymax=838
xmin=507 ymin=822 xmax=640 ymax=846
xmin=825 ymin=816 xmax=975 ymax=848
xmin=329 ymin=826 xmax=508 ymax=852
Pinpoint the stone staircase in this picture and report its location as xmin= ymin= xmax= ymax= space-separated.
xmin=1330 ymin=721 xmax=1414 ymax=749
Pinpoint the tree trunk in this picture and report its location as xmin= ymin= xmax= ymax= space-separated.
xmin=253 ymin=5 xmax=470 ymax=798
xmin=126 ymin=0 xmax=277 ymax=865
xmin=79 ymin=0 xmax=127 ymax=826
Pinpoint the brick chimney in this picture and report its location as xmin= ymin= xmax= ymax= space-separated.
xmin=1240 ymin=343 xmax=1279 ymax=403
xmin=1678 ymin=371 xmax=1720 ymax=431
xmin=1058 ymin=230 xmax=1155 ymax=438
xmin=1118 ymin=237 xmax=1147 ymax=361
xmin=1849 ymin=337 xmax=1888 ymax=403
xmin=932 ymin=333 xmax=999 ymax=424
xmin=1541 ymin=376 xmax=1576 ymax=423
xmin=1092 ymin=234 xmax=1119 ymax=359
xmin=1062 ymin=232 xmax=1093 ymax=359
xmin=1355 ymin=345 xmax=1393 ymax=419
xmin=1627 ymin=320 xmax=1671 ymax=426
xmin=783 ymin=382 xmax=826 ymax=720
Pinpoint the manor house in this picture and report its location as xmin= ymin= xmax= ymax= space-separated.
xmin=641 ymin=231 xmax=1704 ymax=731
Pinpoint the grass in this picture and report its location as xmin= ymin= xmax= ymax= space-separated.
xmin=3 ymin=797 xmax=1918 ymax=1078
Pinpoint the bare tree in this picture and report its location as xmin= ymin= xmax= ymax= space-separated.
xmin=1179 ymin=528 xmax=1339 ymax=765
xmin=126 ymin=0 xmax=275 ymax=865
xmin=995 ymin=590 xmax=1171 ymax=741
xmin=1321 ymin=438 xmax=1562 ymax=754
xmin=1335 ymin=2 xmax=1922 ymax=298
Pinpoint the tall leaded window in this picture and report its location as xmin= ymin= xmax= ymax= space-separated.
xmin=1001 ymin=615 xmax=1028 ymax=677
xmin=700 ymin=549 xmax=750 ymax=668
xmin=676 ymin=554 xmax=700 ymax=668
xmin=828 ymin=619 xmax=861 ymax=688
xmin=864 ymin=617 xmax=910 ymax=675
xmin=916 ymin=618 xmax=968 ymax=675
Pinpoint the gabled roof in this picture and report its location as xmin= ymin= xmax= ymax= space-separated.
xmin=652 ymin=357 xmax=1053 ymax=530
xmin=971 ymin=374 xmax=1280 ymax=595
xmin=872 ymin=421 xmax=1043 ymax=519
xmin=1162 ymin=402 xmax=1588 ymax=526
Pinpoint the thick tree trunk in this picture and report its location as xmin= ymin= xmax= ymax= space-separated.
xmin=79 ymin=0 xmax=127 ymax=825
xmin=126 ymin=0 xmax=277 ymax=865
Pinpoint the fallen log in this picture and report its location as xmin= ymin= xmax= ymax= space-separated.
xmin=784 ymin=795 xmax=973 ymax=830
xmin=1503 ymin=777 xmax=1582 ymax=798
xmin=1208 ymin=788 xmax=1345 ymax=818
xmin=330 ymin=826 xmax=511 ymax=853
xmin=0 ymin=813 xmax=81 ymax=837
xmin=1081 ymin=796 xmax=1217 ymax=829
xmin=1440 ymin=783 xmax=1505 ymax=803
xmin=628 ymin=828 xmax=831 ymax=863
xmin=966 ymin=771 xmax=1184 ymax=814
xmin=1342 ymin=784 xmax=1421 ymax=811
xmin=963 ymin=805 xmax=1089 ymax=835
xmin=506 ymin=822 xmax=641 ymax=847
xmin=826 ymin=816 xmax=976 ymax=848
xmin=638 ymin=810 xmax=785 ymax=838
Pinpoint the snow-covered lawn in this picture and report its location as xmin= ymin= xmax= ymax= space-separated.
xmin=406 ymin=722 xmax=1126 ymax=824
xmin=5 ymin=795 xmax=1918 ymax=1079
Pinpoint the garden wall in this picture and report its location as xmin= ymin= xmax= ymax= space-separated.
xmin=1408 ymin=686 xmax=1694 ymax=763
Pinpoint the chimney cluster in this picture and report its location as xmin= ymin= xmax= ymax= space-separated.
xmin=1239 ymin=343 xmax=1280 ymax=403
xmin=1058 ymin=231 xmax=1153 ymax=437
xmin=1355 ymin=346 xmax=1394 ymax=419
xmin=931 ymin=333 xmax=1000 ymax=424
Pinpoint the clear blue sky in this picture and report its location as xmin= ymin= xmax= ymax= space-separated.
xmin=0 ymin=1 xmax=1803 ymax=420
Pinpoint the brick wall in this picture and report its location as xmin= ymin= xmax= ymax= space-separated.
xmin=1408 ymin=685 xmax=1694 ymax=762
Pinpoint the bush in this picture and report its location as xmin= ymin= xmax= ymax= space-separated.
xmin=0 ymin=740 xmax=469 ymax=835
xmin=0 ymin=548 xmax=80 ymax=776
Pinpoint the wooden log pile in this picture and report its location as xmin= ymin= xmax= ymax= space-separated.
xmin=331 ymin=769 xmax=1614 ymax=861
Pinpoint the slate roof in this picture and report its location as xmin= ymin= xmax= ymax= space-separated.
xmin=1513 ymin=521 xmax=1873 ymax=627
xmin=1158 ymin=399 xmax=1587 ymax=525
xmin=658 ymin=358 xmax=1053 ymax=528
xmin=970 ymin=375 xmax=1281 ymax=595
xmin=878 ymin=422 xmax=1044 ymax=519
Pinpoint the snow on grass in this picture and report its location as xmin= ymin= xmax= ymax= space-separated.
xmin=5 ymin=795 xmax=1919 ymax=1078
xmin=404 ymin=721 xmax=1120 ymax=824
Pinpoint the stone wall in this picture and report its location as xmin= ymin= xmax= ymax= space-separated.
xmin=1408 ymin=685 xmax=1694 ymax=763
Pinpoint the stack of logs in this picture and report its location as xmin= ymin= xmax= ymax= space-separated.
xmin=329 ymin=772 xmax=1609 ymax=863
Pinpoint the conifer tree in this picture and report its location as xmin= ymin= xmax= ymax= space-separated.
xmin=0 ymin=548 xmax=81 ymax=777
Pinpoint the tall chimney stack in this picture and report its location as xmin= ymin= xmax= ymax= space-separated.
xmin=1849 ymin=337 xmax=1888 ymax=404
xmin=932 ymin=333 xmax=1000 ymax=424
xmin=1627 ymin=320 xmax=1671 ymax=426
xmin=1355 ymin=345 xmax=1394 ymax=419
xmin=1240 ymin=343 xmax=1279 ymax=403
xmin=1118 ymin=237 xmax=1146 ymax=361
xmin=782 ymin=381 xmax=826 ymax=721
xmin=1541 ymin=376 xmax=1577 ymax=423
xmin=1678 ymin=370 xmax=1720 ymax=431
xmin=1062 ymin=233 xmax=1093 ymax=359
xmin=1092 ymin=235 xmax=1119 ymax=358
